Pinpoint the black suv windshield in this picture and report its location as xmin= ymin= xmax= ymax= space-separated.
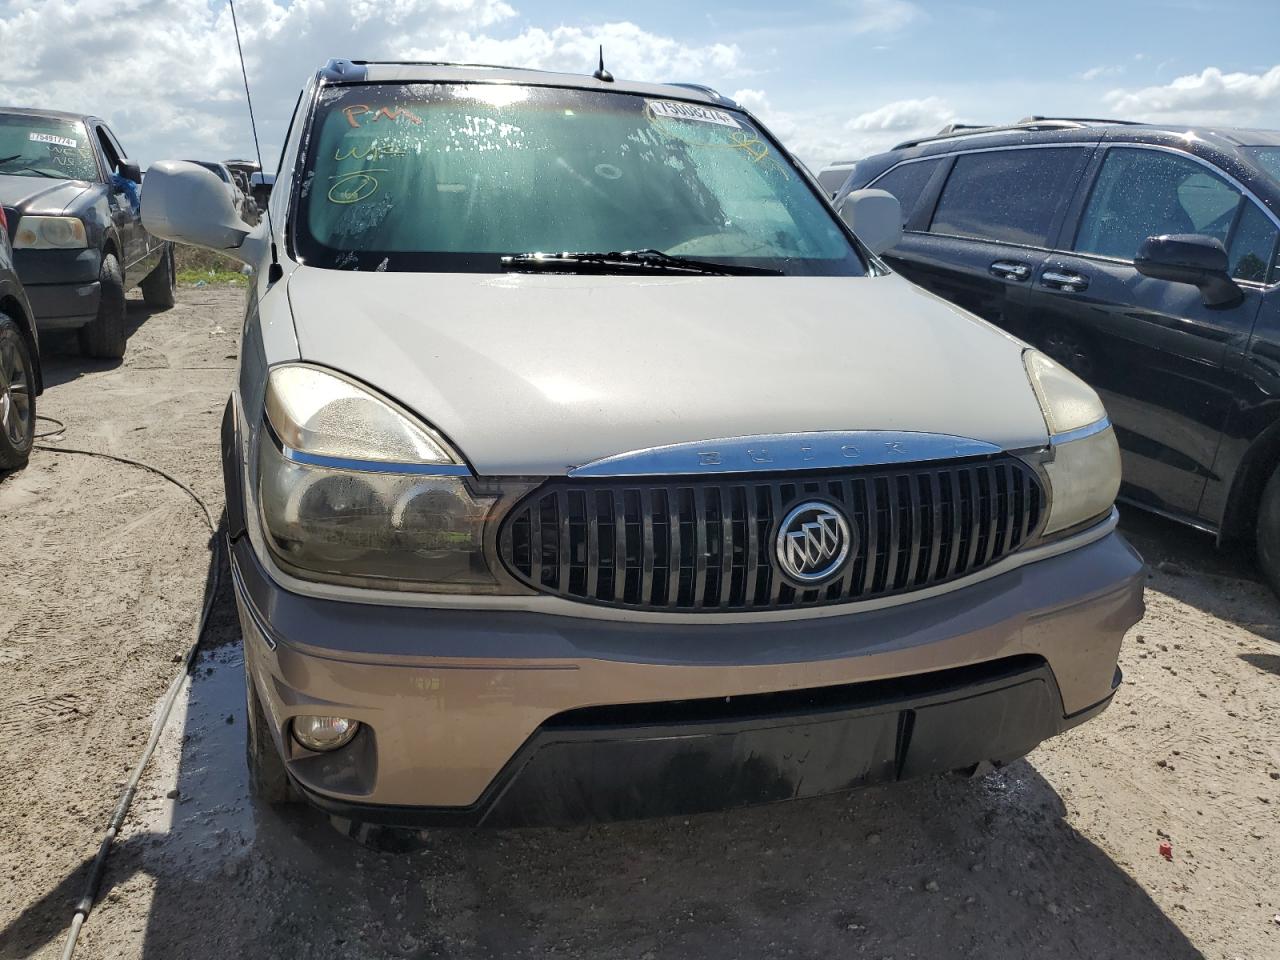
xmin=0 ymin=114 xmax=97 ymax=182
xmin=293 ymin=83 xmax=864 ymax=276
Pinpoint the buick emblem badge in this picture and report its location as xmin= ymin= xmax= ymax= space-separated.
xmin=776 ymin=500 xmax=853 ymax=584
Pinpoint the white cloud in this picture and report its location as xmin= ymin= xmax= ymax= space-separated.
xmin=733 ymin=90 xmax=955 ymax=172
xmin=0 ymin=2 xmax=739 ymax=167
xmin=845 ymin=96 xmax=953 ymax=133
xmin=1104 ymin=64 xmax=1280 ymax=125
xmin=0 ymin=0 xmax=941 ymax=181
xmin=849 ymin=0 xmax=923 ymax=35
xmin=1079 ymin=65 xmax=1124 ymax=81
xmin=406 ymin=22 xmax=741 ymax=81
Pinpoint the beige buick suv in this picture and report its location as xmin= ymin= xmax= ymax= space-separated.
xmin=140 ymin=59 xmax=1145 ymax=827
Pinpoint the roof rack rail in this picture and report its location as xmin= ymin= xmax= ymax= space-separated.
xmin=321 ymin=60 xmax=575 ymax=81
xmin=891 ymin=114 xmax=1139 ymax=151
xmin=1017 ymin=115 xmax=1142 ymax=125
xmin=893 ymin=119 xmax=1082 ymax=150
xmin=665 ymin=83 xmax=736 ymax=106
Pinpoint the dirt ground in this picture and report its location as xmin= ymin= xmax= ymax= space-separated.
xmin=1 ymin=286 xmax=1277 ymax=960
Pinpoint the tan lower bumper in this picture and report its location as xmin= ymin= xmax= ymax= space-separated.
xmin=232 ymin=529 xmax=1144 ymax=811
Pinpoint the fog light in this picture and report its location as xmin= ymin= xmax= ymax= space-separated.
xmin=291 ymin=715 xmax=359 ymax=752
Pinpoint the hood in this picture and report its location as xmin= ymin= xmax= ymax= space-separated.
xmin=286 ymin=267 xmax=1049 ymax=476
xmin=0 ymin=173 xmax=90 ymax=214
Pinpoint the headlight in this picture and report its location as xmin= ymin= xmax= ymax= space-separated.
xmin=1023 ymin=349 xmax=1120 ymax=536
xmin=257 ymin=364 xmax=531 ymax=592
xmin=13 ymin=215 xmax=88 ymax=250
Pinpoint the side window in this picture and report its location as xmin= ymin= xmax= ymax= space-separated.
xmin=95 ymin=126 xmax=121 ymax=174
xmin=1228 ymin=200 xmax=1279 ymax=283
xmin=929 ymin=148 xmax=1081 ymax=246
xmin=869 ymin=158 xmax=942 ymax=224
xmin=1075 ymin=148 xmax=1242 ymax=260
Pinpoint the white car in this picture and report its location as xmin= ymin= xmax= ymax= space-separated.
xmin=140 ymin=60 xmax=1143 ymax=828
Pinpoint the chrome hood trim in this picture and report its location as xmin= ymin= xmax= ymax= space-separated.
xmin=569 ymin=431 xmax=1003 ymax=477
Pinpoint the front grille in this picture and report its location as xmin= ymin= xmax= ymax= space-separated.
xmin=498 ymin=457 xmax=1046 ymax=612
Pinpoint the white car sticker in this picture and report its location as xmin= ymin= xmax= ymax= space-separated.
xmin=647 ymin=100 xmax=740 ymax=129
xmin=29 ymin=131 xmax=77 ymax=148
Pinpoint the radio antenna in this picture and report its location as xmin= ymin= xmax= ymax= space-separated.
xmin=592 ymin=45 xmax=613 ymax=83
xmin=228 ymin=0 xmax=283 ymax=284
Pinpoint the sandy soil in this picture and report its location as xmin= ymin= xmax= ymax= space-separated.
xmin=1 ymin=286 xmax=1277 ymax=960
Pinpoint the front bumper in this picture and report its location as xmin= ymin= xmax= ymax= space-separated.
xmin=16 ymin=248 xmax=102 ymax=328
xmin=231 ymin=527 xmax=1145 ymax=825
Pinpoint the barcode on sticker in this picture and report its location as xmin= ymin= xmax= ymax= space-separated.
xmin=647 ymin=100 xmax=740 ymax=128
xmin=29 ymin=132 xmax=77 ymax=148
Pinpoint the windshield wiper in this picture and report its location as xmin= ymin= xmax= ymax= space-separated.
xmin=500 ymin=249 xmax=782 ymax=276
xmin=0 ymin=162 xmax=58 ymax=179
xmin=0 ymin=154 xmax=20 ymax=165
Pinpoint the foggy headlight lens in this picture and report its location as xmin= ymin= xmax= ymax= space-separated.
xmin=1041 ymin=425 xmax=1121 ymax=535
xmin=13 ymin=216 xmax=88 ymax=249
xmin=292 ymin=715 xmax=359 ymax=752
xmin=1023 ymin=349 xmax=1120 ymax=535
xmin=257 ymin=364 xmax=516 ymax=592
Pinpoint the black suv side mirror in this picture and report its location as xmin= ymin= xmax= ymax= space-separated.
xmin=118 ymin=160 xmax=142 ymax=184
xmin=1134 ymin=234 xmax=1243 ymax=308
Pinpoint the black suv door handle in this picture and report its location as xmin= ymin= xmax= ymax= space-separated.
xmin=990 ymin=260 xmax=1031 ymax=281
xmin=1041 ymin=269 xmax=1090 ymax=292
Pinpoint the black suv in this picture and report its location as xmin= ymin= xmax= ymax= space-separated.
xmin=0 ymin=108 xmax=175 ymax=359
xmin=830 ymin=118 xmax=1280 ymax=588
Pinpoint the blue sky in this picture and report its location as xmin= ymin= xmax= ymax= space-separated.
xmin=1 ymin=0 xmax=1278 ymax=170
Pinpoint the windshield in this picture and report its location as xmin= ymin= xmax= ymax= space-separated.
xmin=193 ymin=161 xmax=231 ymax=183
xmin=0 ymin=114 xmax=97 ymax=182
xmin=294 ymin=83 xmax=864 ymax=276
xmin=1248 ymin=147 xmax=1280 ymax=185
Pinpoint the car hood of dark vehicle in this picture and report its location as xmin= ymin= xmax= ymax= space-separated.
xmin=0 ymin=173 xmax=91 ymax=214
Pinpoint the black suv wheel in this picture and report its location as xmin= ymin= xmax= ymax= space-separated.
xmin=1254 ymin=466 xmax=1280 ymax=596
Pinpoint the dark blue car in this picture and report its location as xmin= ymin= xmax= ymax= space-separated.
xmin=0 ymin=108 xmax=175 ymax=359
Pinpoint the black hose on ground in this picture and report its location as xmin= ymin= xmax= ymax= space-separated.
xmin=34 ymin=414 xmax=66 ymax=439
xmin=33 ymin=434 xmax=223 ymax=960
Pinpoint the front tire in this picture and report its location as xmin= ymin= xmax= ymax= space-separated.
xmin=0 ymin=316 xmax=35 ymax=471
xmin=246 ymin=670 xmax=300 ymax=806
xmin=1254 ymin=466 xmax=1280 ymax=597
xmin=79 ymin=252 xmax=127 ymax=359
xmin=140 ymin=245 xmax=176 ymax=309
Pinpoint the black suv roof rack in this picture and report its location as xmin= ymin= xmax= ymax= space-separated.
xmin=1017 ymin=115 xmax=1143 ymax=125
xmin=892 ymin=115 xmax=1141 ymax=151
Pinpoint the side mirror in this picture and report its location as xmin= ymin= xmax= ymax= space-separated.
xmin=118 ymin=160 xmax=142 ymax=184
xmin=1134 ymin=234 xmax=1243 ymax=308
xmin=837 ymin=189 xmax=903 ymax=256
xmin=141 ymin=160 xmax=251 ymax=255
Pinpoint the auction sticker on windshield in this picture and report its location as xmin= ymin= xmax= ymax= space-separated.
xmin=646 ymin=100 xmax=740 ymax=128
xmin=29 ymin=132 xmax=77 ymax=148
